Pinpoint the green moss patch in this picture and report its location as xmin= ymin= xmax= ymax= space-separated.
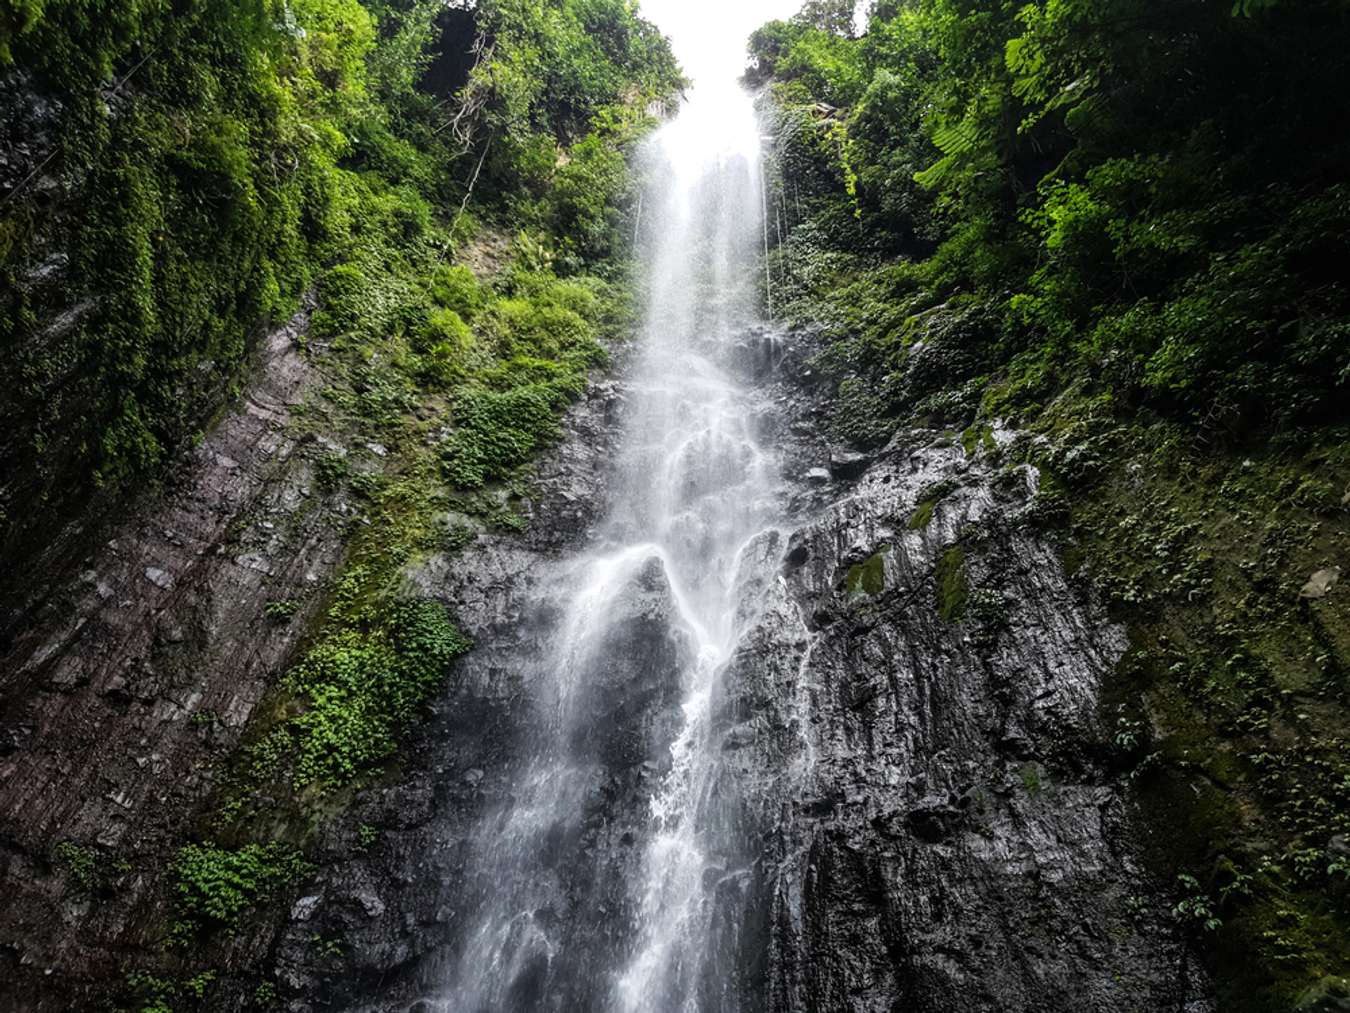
xmin=934 ymin=545 xmax=969 ymax=623
xmin=846 ymin=548 xmax=890 ymax=599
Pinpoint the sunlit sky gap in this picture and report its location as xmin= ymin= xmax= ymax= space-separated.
xmin=638 ymin=0 xmax=809 ymax=86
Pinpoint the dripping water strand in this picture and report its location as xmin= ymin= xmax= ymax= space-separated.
xmin=761 ymin=157 xmax=773 ymax=319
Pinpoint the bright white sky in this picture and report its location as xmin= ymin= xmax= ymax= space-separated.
xmin=637 ymin=0 xmax=806 ymax=88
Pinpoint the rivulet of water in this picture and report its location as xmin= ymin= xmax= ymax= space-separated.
xmin=438 ymin=76 xmax=785 ymax=1013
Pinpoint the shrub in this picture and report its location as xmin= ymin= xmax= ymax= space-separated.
xmin=429 ymin=265 xmax=486 ymax=321
xmin=489 ymin=298 xmax=590 ymax=358
xmin=285 ymin=600 xmax=469 ymax=788
xmin=171 ymin=842 xmax=310 ymax=940
xmin=441 ymin=384 xmax=567 ymax=489
xmin=53 ymin=842 xmax=98 ymax=893
xmin=415 ymin=308 xmax=475 ymax=385
xmin=313 ymin=263 xmax=368 ymax=337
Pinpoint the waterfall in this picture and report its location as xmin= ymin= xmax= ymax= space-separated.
xmin=612 ymin=79 xmax=778 ymax=1013
xmin=435 ymin=74 xmax=786 ymax=1013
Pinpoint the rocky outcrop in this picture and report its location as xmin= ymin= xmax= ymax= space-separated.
xmin=735 ymin=427 xmax=1208 ymax=1012
xmin=0 ymin=301 xmax=349 ymax=1009
xmin=260 ymin=328 xmax=1210 ymax=1012
xmin=0 ymin=313 xmax=1209 ymax=1011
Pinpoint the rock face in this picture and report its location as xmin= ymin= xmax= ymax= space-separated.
xmin=737 ymin=433 xmax=1205 ymax=1013
xmin=0 ymin=303 xmax=335 ymax=1006
xmin=0 ymin=317 xmax=1209 ymax=1011
xmin=267 ymin=329 xmax=1209 ymax=1012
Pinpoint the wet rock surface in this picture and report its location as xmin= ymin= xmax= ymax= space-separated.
xmin=263 ymin=355 xmax=655 ymax=1013
xmin=275 ymin=325 xmax=1210 ymax=1012
xmin=734 ymin=431 xmax=1209 ymax=1013
xmin=0 ymin=302 xmax=352 ymax=1009
xmin=0 ymin=314 xmax=1209 ymax=1011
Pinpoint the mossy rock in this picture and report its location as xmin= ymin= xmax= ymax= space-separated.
xmin=908 ymin=500 xmax=936 ymax=530
xmin=934 ymin=545 xmax=969 ymax=622
xmin=846 ymin=549 xmax=889 ymax=599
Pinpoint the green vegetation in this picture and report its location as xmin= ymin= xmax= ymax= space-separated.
xmin=310 ymin=932 xmax=345 ymax=960
xmin=263 ymin=599 xmax=301 ymax=623
xmin=356 ymin=823 xmax=379 ymax=851
xmin=170 ymin=842 xmax=310 ymax=942
xmin=933 ymin=545 xmax=968 ymax=623
xmin=846 ymin=548 xmax=889 ymax=599
xmin=1019 ymin=762 xmax=1043 ymax=796
xmin=752 ymin=0 xmax=1350 ymax=1006
xmin=752 ymin=0 xmax=1350 ymax=442
xmin=908 ymin=477 xmax=958 ymax=530
xmin=53 ymin=840 xmax=130 ymax=896
xmin=281 ymin=598 xmax=470 ymax=789
xmin=1 ymin=0 xmax=679 ymax=996
xmin=906 ymin=499 xmax=935 ymax=530
xmin=52 ymin=841 xmax=100 ymax=894
xmin=123 ymin=969 xmax=220 ymax=1013
xmin=0 ymin=0 xmax=680 ymax=597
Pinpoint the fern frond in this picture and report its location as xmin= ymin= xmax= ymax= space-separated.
xmin=914 ymin=153 xmax=956 ymax=190
xmin=932 ymin=117 xmax=980 ymax=157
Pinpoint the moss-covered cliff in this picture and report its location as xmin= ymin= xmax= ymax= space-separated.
xmin=0 ymin=1 xmax=679 ymax=1008
xmin=0 ymin=0 xmax=678 ymax=614
xmin=751 ymin=1 xmax=1350 ymax=1008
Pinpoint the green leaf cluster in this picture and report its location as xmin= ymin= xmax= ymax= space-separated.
xmin=284 ymin=599 xmax=470 ymax=787
xmin=169 ymin=842 xmax=310 ymax=941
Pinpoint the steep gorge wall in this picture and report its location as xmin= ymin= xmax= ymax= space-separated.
xmin=0 ymin=284 xmax=1212 ymax=1013
xmin=744 ymin=2 xmax=1350 ymax=1005
xmin=0 ymin=1 xmax=682 ymax=1008
xmin=0 ymin=304 xmax=346 ymax=1008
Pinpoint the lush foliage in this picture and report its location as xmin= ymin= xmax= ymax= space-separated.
xmin=3 ymin=0 xmax=377 ymax=567
xmin=122 ymin=969 xmax=220 ymax=1013
xmin=284 ymin=599 xmax=470 ymax=787
xmin=753 ymin=1 xmax=1350 ymax=1008
xmin=0 ymin=0 xmax=680 ymax=595
xmin=170 ymin=842 xmax=311 ymax=941
xmin=753 ymin=0 xmax=1350 ymax=435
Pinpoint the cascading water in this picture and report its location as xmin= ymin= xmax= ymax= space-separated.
xmin=350 ymin=18 xmax=1196 ymax=1013
xmin=435 ymin=75 xmax=795 ymax=1013
xmin=610 ymin=80 xmax=777 ymax=1013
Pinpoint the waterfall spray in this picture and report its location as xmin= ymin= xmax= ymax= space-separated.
xmin=437 ymin=75 xmax=783 ymax=1013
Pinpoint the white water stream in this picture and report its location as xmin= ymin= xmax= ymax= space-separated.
xmin=439 ymin=72 xmax=785 ymax=1013
xmin=611 ymin=79 xmax=779 ymax=1013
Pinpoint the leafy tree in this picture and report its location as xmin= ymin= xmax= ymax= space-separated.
xmin=794 ymin=0 xmax=858 ymax=36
